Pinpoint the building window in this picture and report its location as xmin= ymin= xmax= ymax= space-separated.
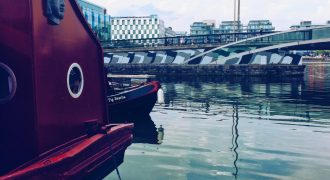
xmin=0 ymin=63 xmax=17 ymax=104
xmin=67 ymin=63 xmax=84 ymax=99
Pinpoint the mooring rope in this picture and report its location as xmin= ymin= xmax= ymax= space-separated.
xmin=109 ymin=141 xmax=122 ymax=180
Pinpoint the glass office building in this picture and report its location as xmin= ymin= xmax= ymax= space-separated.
xmin=190 ymin=22 xmax=212 ymax=35
xmin=190 ymin=20 xmax=274 ymax=35
xmin=290 ymin=21 xmax=326 ymax=30
xmin=219 ymin=21 xmax=244 ymax=33
xmin=77 ymin=0 xmax=111 ymax=41
xmin=247 ymin=20 xmax=275 ymax=33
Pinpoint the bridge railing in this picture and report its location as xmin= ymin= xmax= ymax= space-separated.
xmin=101 ymin=32 xmax=275 ymax=49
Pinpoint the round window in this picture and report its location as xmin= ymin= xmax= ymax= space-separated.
xmin=0 ymin=63 xmax=17 ymax=104
xmin=67 ymin=63 xmax=84 ymax=98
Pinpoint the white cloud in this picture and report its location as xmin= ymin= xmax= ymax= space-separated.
xmin=89 ymin=0 xmax=330 ymax=31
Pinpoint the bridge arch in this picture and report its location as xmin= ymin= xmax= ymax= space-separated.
xmin=183 ymin=26 xmax=330 ymax=65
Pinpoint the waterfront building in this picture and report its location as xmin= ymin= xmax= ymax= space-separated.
xmin=327 ymin=20 xmax=330 ymax=25
xmin=203 ymin=20 xmax=223 ymax=34
xmin=191 ymin=19 xmax=274 ymax=35
xmin=190 ymin=22 xmax=212 ymax=35
xmin=165 ymin=27 xmax=176 ymax=37
xmin=175 ymin=31 xmax=188 ymax=37
xmin=290 ymin=21 xmax=325 ymax=30
xmin=211 ymin=28 xmax=222 ymax=34
xmin=77 ymin=0 xmax=111 ymax=41
xmin=219 ymin=21 xmax=243 ymax=33
xmin=111 ymin=15 xmax=165 ymax=40
xmin=203 ymin=20 xmax=216 ymax=27
xmin=247 ymin=20 xmax=275 ymax=33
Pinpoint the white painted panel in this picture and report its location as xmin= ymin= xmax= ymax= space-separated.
xmin=173 ymin=56 xmax=185 ymax=64
xmin=200 ymin=56 xmax=213 ymax=64
xmin=269 ymin=53 xmax=282 ymax=64
xmin=104 ymin=57 xmax=111 ymax=64
xmin=282 ymin=56 xmax=293 ymax=64
xmin=251 ymin=55 xmax=262 ymax=64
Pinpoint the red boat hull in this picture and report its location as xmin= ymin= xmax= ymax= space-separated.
xmin=0 ymin=0 xmax=133 ymax=178
xmin=1 ymin=124 xmax=133 ymax=180
xmin=107 ymin=81 xmax=160 ymax=123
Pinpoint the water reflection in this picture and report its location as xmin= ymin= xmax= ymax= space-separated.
xmin=107 ymin=64 xmax=330 ymax=180
xmin=132 ymin=115 xmax=164 ymax=144
xmin=231 ymin=104 xmax=239 ymax=179
xmin=158 ymin=74 xmax=330 ymax=123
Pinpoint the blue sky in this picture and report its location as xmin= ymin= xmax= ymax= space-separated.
xmin=90 ymin=0 xmax=330 ymax=32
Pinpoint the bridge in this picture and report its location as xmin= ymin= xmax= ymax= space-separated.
xmin=102 ymin=32 xmax=273 ymax=53
xmin=104 ymin=26 xmax=330 ymax=76
xmin=104 ymin=26 xmax=330 ymax=65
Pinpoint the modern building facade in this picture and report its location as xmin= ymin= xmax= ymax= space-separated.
xmin=203 ymin=20 xmax=216 ymax=27
xmin=175 ymin=31 xmax=188 ymax=37
xmin=219 ymin=21 xmax=244 ymax=33
xmin=77 ymin=0 xmax=111 ymax=41
xmin=191 ymin=20 xmax=275 ymax=35
xmin=290 ymin=21 xmax=313 ymax=30
xmin=110 ymin=15 xmax=165 ymax=40
xmin=247 ymin=20 xmax=275 ymax=32
xmin=290 ymin=21 xmax=326 ymax=30
xmin=190 ymin=22 xmax=212 ymax=35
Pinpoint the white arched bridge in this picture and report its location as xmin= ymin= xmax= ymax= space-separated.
xmin=104 ymin=26 xmax=330 ymax=66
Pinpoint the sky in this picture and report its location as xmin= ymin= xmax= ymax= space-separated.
xmin=89 ymin=0 xmax=330 ymax=32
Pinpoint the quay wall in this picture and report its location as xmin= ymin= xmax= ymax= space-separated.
xmin=107 ymin=64 xmax=306 ymax=77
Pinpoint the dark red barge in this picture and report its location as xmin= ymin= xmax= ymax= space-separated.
xmin=0 ymin=0 xmax=132 ymax=179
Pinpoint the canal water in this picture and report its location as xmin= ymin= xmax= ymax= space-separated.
xmin=106 ymin=64 xmax=330 ymax=180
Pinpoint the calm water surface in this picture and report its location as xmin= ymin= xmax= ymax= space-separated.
xmin=107 ymin=64 xmax=330 ymax=180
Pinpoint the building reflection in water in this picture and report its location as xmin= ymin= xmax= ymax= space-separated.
xmin=308 ymin=65 xmax=326 ymax=89
xmin=159 ymin=74 xmax=326 ymax=121
xmin=231 ymin=103 xmax=239 ymax=179
xmin=132 ymin=115 xmax=164 ymax=144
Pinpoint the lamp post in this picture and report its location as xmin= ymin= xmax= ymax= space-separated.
xmin=237 ymin=0 xmax=240 ymax=33
xmin=234 ymin=0 xmax=236 ymax=33
xmin=233 ymin=0 xmax=241 ymax=39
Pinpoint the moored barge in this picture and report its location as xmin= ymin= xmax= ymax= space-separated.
xmin=0 ymin=0 xmax=133 ymax=179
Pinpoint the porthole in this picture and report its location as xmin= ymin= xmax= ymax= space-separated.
xmin=0 ymin=63 xmax=17 ymax=104
xmin=67 ymin=63 xmax=84 ymax=98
